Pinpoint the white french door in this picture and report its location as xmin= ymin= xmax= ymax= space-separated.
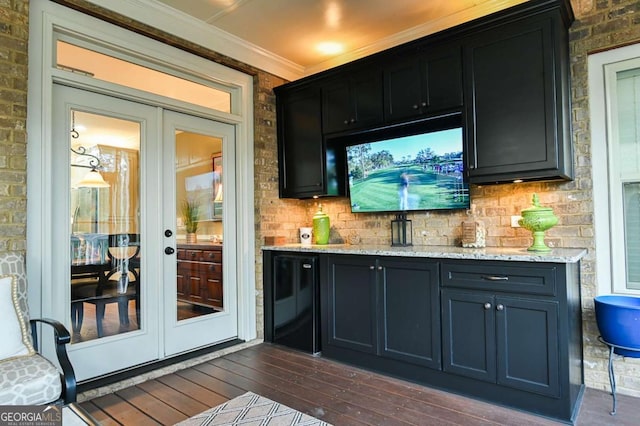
xmin=51 ymin=86 xmax=239 ymax=380
xmin=162 ymin=110 xmax=238 ymax=355
xmin=52 ymin=84 xmax=162 ymax=381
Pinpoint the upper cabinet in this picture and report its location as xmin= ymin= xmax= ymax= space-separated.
xmin=384 ymin=45 xmax=463 ymax=123
xmin=275 ymin=85 xmax=326 ymax=198
xmin=322 ymin=71 xmax=384 ymax=134
xmin=274 ymin=0 xmax=574 ymax=198
xmin=463 ymin=3 xmax=573 ymax=183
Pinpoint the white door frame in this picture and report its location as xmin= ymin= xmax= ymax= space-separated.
xmin=26 ymin=0 xmax=256 ymax=354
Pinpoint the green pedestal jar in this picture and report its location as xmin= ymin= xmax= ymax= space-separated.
xmin=518 ymin=193 xmax=558 ymax=252
xmin=313 ymin=204 xmax=330 ymax=245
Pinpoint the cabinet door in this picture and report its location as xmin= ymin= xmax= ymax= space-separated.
xmin=322 ymin=73 xmax=383 ymax=134
xmin=442 ymin=289 xmax=496 ymax=382
xmin=379 ymin=258 xmax=440 ymax=369
xmin=496 ymin=296 xmax=560 ymax=397
xmin=464 ymin=15 xmax=568 ymax=183
xmin=385 ymin=47 xmax=462 ymax=123
xmin=276 ymin=86 xmax=325 ymax=198
xmin=385 ymin=55 xmax=426 ymax=122
xmin=326 ymin=255 xmax=378 ymax=354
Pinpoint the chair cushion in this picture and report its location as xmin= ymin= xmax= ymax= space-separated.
xmin=0 ymin=275 xmax=35 ymax=360
xmin=0 ymin=253 xmax=33 ymax=348
xmin=0 ymin=354 xmax=62 ymax=405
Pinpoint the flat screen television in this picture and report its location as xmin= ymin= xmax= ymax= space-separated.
xmin=345 ymin=118 xmax=469 ymax=214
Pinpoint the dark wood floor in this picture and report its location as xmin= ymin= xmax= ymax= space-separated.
xmin=79 ymin=343 xmax=638 ymax=425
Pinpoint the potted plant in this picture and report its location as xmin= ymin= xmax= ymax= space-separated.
xmin=181 ymin=200 xmax=200 ymax=243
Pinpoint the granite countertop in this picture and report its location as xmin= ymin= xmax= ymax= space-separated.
xmin=261 ymin=244 xmax=587 ymax=263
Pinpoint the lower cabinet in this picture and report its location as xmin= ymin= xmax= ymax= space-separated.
xmin=176 ymin=244 xmax=223 ymax=309
xmin=324 ymin=255 xmax=441 ymax=369
xmin=442 ymin=290 xmax=559 ymax=397
xmin=318 ymin=254 xmax=583 ymax=423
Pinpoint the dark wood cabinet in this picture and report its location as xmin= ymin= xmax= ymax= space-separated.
xmin=324 ymin=255 xmax=441 ymax=369
xmin=442 ymin=290 xmax=560 ymax=397
xmin=177 ymin=244 xmax=223 ymax=309
xmin=384 ymin=46 xmax=462 ymax=123
xmin=325 ymin=255 xmax=378 ymax=354
xmin=463 ymin=7 xmax=573 ymax=183
xmin=274 ymin=0 xmax=574 ymax=197
xmin=274 ymin=86 xmax=327 ymax=198
xmin=378 ymin=257 xmax=441 ymax=369
xmin=322 ymin=71 xmax=384 ymax=134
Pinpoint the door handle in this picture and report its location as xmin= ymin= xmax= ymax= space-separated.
xmin=164 ymin=229 xmax=173 ymax=237
xmin=164 ymin=247 xmax=175 ymax=255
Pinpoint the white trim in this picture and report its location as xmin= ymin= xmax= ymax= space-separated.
xmin=27 ymin=0 xmax=256 ymax=358
xmin=305 ymin=0 xmax=530 ymax=76
xmin=82 ymin=0 xmax=304 ymax=81
xmin=589 ymin=43 xmax=640 ymax=296
xmin=83 ymin=0 xmax=528 ymax=80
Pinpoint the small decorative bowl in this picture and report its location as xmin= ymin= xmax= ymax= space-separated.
xmin=518 ymin=193 xmax=558 ymax=252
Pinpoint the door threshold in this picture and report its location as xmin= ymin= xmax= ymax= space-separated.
xmin=77 ymin=338 xmax=256 ymax=398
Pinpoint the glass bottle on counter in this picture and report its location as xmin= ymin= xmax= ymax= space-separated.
xmin=461 ymin=203 xmax=486 ymax=248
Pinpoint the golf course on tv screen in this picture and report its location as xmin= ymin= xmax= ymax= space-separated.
xmin=346 ymin=127 xmax=469 ymax=213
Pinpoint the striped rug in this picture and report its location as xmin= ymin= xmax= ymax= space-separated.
xmin=175 ymin=391 xmax=331 ymax=425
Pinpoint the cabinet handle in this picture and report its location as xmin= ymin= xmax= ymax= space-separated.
xmin=343 ymin=119 xmax=349 ymax=124
xmin=421 ymin=101 xmax=427 ymax=107
xmin=412 ymin=104 xmax=419 ymax=110
xmin=378 ymin=266 xmax=383 ymax=270
xmin=484 ymin=302 xmax=492 ymax=310
xmin=349 ymin=118 xmax=356 ymax=123
xmin=369 ymin=265 xmax=375 ymax=270
xmin=302 ymin=263 xmax=312 ymax=269
xmin=481 ymin=275 xmax=509 ymax=281
xmin=496 ymin=304 xmax=505 ymax=311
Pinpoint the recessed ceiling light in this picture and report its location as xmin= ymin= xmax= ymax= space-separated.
xmin=316 ymin=42 xmax=344 ymax=55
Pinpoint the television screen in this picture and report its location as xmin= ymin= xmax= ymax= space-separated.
xmin=346 ymin=127 xmax=469 ymax=213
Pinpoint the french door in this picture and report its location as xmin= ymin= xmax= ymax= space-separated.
xmin=162 ymin=110 xmax=238 ymax=356
xmin=51 ymin=85 xmax=238 ymax=380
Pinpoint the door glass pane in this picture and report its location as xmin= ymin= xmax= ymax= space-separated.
xmin=175 ymin=131 xmax=223 ymax=321
xmin=56 ymin=41 xmax=231 ymax=113
xmin=70 ymin=110 xmax=141 ymax=343
xmin=624 ymin=182 xmax=640 ymax=289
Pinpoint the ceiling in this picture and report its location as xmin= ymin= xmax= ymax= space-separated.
xmin=152 ymin=0 xmax=528 ymax=76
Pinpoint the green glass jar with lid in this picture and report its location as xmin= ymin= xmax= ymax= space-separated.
xmin=313 ymin=204 xmax=330 ymax=245
xmin=518 ymin=193 xmax=558 ymax=252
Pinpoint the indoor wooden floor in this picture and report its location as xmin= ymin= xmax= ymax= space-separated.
xmin=78 ymin=344 xmax=638 ymax=425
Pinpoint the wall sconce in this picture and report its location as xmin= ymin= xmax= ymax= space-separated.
xmin=70 ymin=146 xmax=110 ymax=188
xmin=391 ymin=213 xmax=412 ymax=247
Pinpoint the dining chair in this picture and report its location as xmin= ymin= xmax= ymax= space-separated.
xmin=71 ymin=233 xmax=141 ymax=337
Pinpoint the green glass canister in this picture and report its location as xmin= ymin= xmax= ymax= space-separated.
xmin=313 ymin=204 xmax=330 ymax=245
xmin=518 ymin=193 xmax=559 ymax=252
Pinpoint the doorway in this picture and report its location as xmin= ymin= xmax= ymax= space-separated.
xmin=52 ymin=85 xmax=238 ymax=380
xmin=28 ymin=0 xmax=256 ymax=383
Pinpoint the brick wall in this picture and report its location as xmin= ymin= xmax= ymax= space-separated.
xmin=0 ymin=0 xmax=28 ymax=253
xmin=569 ymin=0 xmax=640 ymax=397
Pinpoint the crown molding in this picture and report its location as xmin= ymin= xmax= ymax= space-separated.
xmin=83 ymin=0 xmax=306 ymax=81
xmin=304 ymin=0 xmax=528 ymax=76
xmin=84 ymin=0 xmax=526 ymax=81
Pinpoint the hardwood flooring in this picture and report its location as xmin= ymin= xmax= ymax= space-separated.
xmin=78 ymin=343 xmax=639 ymax=425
